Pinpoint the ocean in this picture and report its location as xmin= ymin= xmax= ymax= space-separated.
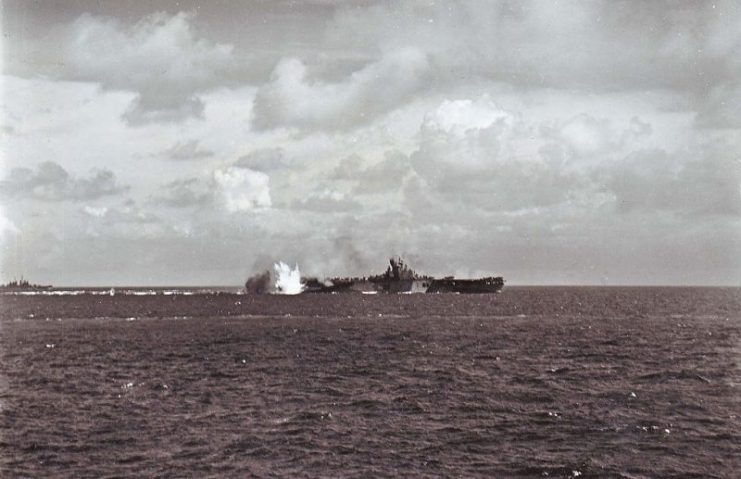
xmin=1 ymin=287 xmax=739 ymax=478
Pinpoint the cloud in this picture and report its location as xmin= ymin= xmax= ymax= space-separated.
xmin=152 ymin=178 xmax=214 ymax=208
xmin=213 ymin=167 xmax=271 ymax=212
xmin=252 ymin=48 xmax=430 ymax=130
xmin=695 ymin=82 xmax=741 ymax=129
xmin=123 ymin=97 xmax=206 ymax=125
xmin=1 ymin=161 xmax=128 ymax=201
xmin=3 ymin=2 xmax=740 ymax=286
xmin=410 ymin=96 xmax=516 ymax=182
xmin=154 ymin=164 xmax=275 ymax=211
xmin=83 ymin=205 xmax=108 ymax=217
xmin=0 ymin=209 xmax=19 ymax=240
xmin=321 ymin=1 xmax=741 ymax=134
xmin=235 ymin=148 xmax=290 ymax=171
xmin=332 ymin=151 xmax=413 ymax=194
xmin=403 ymin=95 xmax=598 ymax=213
xmin=85 ymin=203 xmax=166 ymax=240
xmin=63 ymin=11 xmax=234 ymax=123
xmin=330 ymin=1 xmax=740 ymax=91
xmin=160 ymin=140 xmax=214 ymax=160
xmin=293 ymin=189 xmax=361 ymax=213
xmin=602 ymin=147 xmax=741 ymax=217
xmin=541 ymin=114 xmax=618 ymax=158
xmin=424 ymin=96 xmax=513 ymax=137
xmin=354 ymin=153 xmax=412 ymax=194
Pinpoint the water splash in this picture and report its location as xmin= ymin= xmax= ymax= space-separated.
xmin=273 ymin=262 xmax=303 ymax=294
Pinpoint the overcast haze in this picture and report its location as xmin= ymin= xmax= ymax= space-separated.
xmin=1 ymin=0 xmax=740 ymax=286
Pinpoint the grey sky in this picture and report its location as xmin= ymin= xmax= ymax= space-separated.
xmin=1 ymin=0 xmax=739 ymax=286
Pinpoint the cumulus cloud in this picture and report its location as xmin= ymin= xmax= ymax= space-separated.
xmin=405 ymin=95 xmax=596 ymax=213
xmin=104 ymin=203 xmax=160 ymax=225
xmin=541 ymin=114 xmax=618 ymax=158
xmin=332 ymin=151 xmax=413 ymax=194
xmin=235 ymin=148 xmax=290 ymax=171
xmin=160 ymin=140 xmax=214 ymax=160
xmin=214 ymin=167 xmax=271 ymax=212
xmin=330 ymin=1 xmax=740 ymax=92
xmin=355 ymin=154 xmax=412 ymax=194
xmin=252 ymin=48 xmax=430 ymax=130
xmin=63 ymin=11 xmax=234 ymax=123
xmin=3 ymin=2 xmax=740 ymax=285
xmin=0 ymin=161 xmax=128 ymax=201
xmin=411 ymin=96 xmax=516 ymax=179
xmin=152 ymin=178 xmax=214 ymax=208
xmin=0 ymin=210 xmax=19 ymax=240
xmin=84 ymin=203 xmax=166 ymax=240
xmin=424 ymin=96 xmax=514 ymax=137
xmin=293 ymin=189 xmax=361 ymax=213
xmin=83 ymin=205 xmax=108 ymax=217
xmin=124 ymin=97 xmax=206 ymax=125
xmin=153 ymin=166 xmax=274 ymax=211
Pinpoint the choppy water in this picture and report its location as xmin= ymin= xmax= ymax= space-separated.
xmin=1 ymin=287 xmax=740 ymax=478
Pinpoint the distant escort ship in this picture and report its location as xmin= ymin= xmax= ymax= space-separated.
xmin=246 ymin=257 xmax=504 ymax=294
xmin=0 ymin=278 xmax=53 ymax=292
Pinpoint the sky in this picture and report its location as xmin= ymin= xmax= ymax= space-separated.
xmin=1 ymin=0 xmax=740 ymax=286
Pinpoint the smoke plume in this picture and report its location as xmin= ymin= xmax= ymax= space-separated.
xmin=244 ymin=270 xmax=272 ymax=294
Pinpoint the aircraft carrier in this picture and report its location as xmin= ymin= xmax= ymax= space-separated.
xmin=246 ymin=257 xmax=504 ymax=294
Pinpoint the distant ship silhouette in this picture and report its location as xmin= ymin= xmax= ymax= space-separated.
xmin=0 ymin=278 xmax=53 ymax=292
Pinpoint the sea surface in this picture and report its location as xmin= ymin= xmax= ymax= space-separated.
xmin=1 ymin=287 xmax=740 ymax=478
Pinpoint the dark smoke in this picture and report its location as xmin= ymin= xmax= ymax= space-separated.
xmin=333 ymin=236 xmax=369 ymax=273
xmin=244 ymin=270 xmax=272 ymax=294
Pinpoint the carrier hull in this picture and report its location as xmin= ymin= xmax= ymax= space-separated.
xmin=426 ymin=277 xmax=504 ymax=294
xmin=298 ymin=258 xmax=503 ymax=294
